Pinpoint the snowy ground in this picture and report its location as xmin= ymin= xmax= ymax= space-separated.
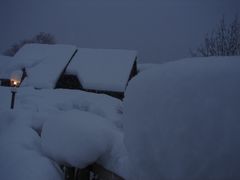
xmin=0 ymin=87 xmax=129 ymax=179
xmin=124 ymin=56 xmax=240 ymax=180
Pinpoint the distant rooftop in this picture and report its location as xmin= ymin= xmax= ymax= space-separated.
xmin=66 ymin=48 xmax=137 ymax=92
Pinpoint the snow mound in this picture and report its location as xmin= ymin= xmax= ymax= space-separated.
xmin=98 ymin=131 xmax=130 ymax=179
xmin=16 ymin=88 xmax=123 ymax=127
xmin=41 ymin=110 xmax=117 ymax=168
xmin=0 ymin=55 xmax=44 ymax=80
xmin=0 ymin=146 xmax=63 ymax=180
xmin=124 ymin=57 xmax=240 ymax=180
xmin=0 ymin=120 xmax=63 ymax=180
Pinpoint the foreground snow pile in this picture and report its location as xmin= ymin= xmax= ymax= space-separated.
xmin=41 ymin=110 xmax=118 ymax=168
xmin=15 ymin=88 xmax=123 ymax=128
xmin=0 ymin=87 xmax=127 ymax=178
xmin=0 ymin=110 xmax=63 ymax=180
xmin=124 ymin=57 xmax=240 ymax=180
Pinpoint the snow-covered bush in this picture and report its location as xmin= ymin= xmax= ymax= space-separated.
xmin=41 ymin=110 xmax=118 ymax=168
xmin=0 ymin=112 xmax=63 ymax=180
xmin=15 ymin=88 xmax=123 ymax=128
xmin=123 ymin=57 xmax=240 ymax=180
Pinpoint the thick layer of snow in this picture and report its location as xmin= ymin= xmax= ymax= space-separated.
xmin=66 ymin=48 xmax=137 ymax=92
xmin=124 ymin=56 xmax=240 ymax=180
xmin=41 ymin=110 xmax=118 ymax=168
xmin=98 ymin=130 xmax=130 ymax=179
xmin=0 ymin=83 xmax=127 ymax=177
xmin=0 ymin=86 xmax=127 ymax=177
xmin=15 ymin=88 xmax=123 ymax=127
xmin=14 ymin=44 xmax=77 ymax=89
xmin=0 ymin=55 xmax=44 ymax=80
xmin=0 ymin=110 xmax=63 ymax=180
xmin=0 ymin=146 xmax=63 ymax=180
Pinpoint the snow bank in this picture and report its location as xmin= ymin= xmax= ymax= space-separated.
xmin=16 ymin=88 xmax=123 ymax=127
xmin=98 ymin=131 xmax=130 ymax=179
xmin=41 ymin=110 xmax=117 ymax=168
xmin=124 ymin=56 xmax=240 ymax=179
xmin=15 ymin=44 xmax=77 ymax=89
xmin=66 ymin=48 xmax=137 ymax=92
xmin=0 ymin=110 xmax=63 ymax=180
xmin=0 ymin=147 xmax=63 ymax=180
xmin=0 ymin=84 xmax=126 ymax=177
xmin=0 ymin=55 xmax=44 ymax=80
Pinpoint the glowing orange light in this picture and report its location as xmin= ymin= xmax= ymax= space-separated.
xmin=10 ymin=70 xmax=23 ymax=87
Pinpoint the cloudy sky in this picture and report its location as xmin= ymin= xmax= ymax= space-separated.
xmin=0 ymin=0 xmax=239 ymax=63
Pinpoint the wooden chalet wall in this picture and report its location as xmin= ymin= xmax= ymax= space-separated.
xmin=0 ymin=79 xmax=11 ymax=86
xmin=55 ymin=74 xmax=82 ymax=90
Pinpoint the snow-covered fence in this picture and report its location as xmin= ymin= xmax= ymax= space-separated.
xmin=64 ymin=164 xmax=124 ymax=180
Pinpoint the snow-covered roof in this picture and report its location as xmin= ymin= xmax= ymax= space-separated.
xmin=66 ymin=48 xmax=137 ymax=92
xmin=13 ymin=44 xmax=77 ymax=89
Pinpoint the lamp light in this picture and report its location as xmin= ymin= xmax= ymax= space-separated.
xmin=10 ymin=70 xmax=23 ymax=109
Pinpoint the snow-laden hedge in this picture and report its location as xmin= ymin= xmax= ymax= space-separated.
xmin=123 ymin=57 xmax=240 ymax=180
xmin=0 ymin=110 xmax=63 ymax=180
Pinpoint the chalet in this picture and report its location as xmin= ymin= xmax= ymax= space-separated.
xmin=0 ymin=44 xmax=138 ymax=99
xmin=0 ymin=44 xmax=77 ymax=88
xmin=56 ymin=48 xmax=138 ymax=99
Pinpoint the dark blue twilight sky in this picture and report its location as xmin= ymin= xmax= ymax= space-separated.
xmin=0 ymin=0 xmax=239 ymax=63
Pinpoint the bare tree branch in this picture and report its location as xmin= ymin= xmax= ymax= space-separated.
xmin=3 ymin=32 xmax=56 ymax=57
xmin=191 ymin=15 xmax=240 ymax=57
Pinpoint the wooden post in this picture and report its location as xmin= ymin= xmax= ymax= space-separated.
xmin=64 ymin=166 xmax=75 ymax=180
xmin=64 ymin=164 xmax=124 ymax=180
xmin=10 ymin=91 xmax=16 ymax=109
xmin=90 ymin=163 xmax=124 ymax=180
xmin=76 ymin=166 xmax=90 ymax=180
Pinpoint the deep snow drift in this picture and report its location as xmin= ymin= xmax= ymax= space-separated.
xmin=0 ymin=110 xmax=64 ymax=180
xmin=0 ymin=87 xmax=128 ymax=178
xmin=15 ymin=88 xmax=123 ymax=128
xmin=41 ymin=110 xmax=118 ymax=168
xmin=124 ymin=56 xmax=240 ymax=180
